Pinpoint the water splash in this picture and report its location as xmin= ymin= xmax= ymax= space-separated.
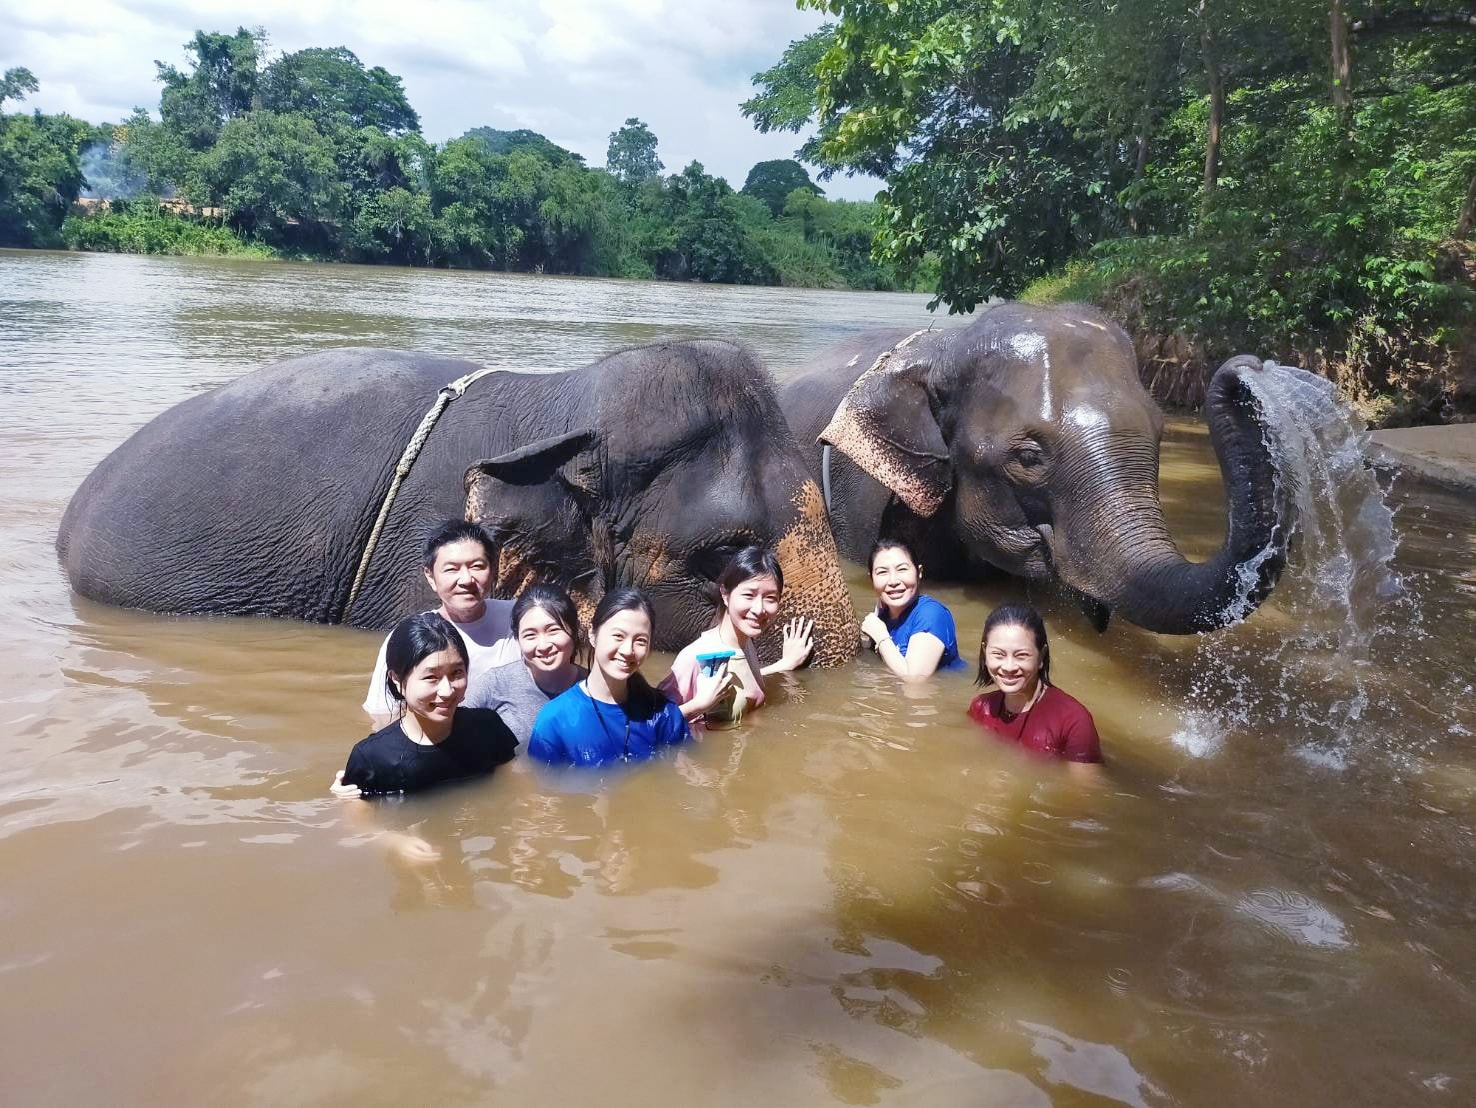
xmin=1171 ymin=361 xmax=1406 ymax=764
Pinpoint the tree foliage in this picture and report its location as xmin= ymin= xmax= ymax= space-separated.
xmin=741 ymin=159 xmax=821 ymax=217
xmin=604 ymin=118 xmax=663 ymax=186
xmin=752 ymin=0 xmax=1476 ymax=418
xmin=2 ymin=27 xmax=931 ymax=295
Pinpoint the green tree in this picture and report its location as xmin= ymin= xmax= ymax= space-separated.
xmin=258 ymin=47 xmax=419 ymax=135
xmin=741 ymin=159 xmax=820 ymax=217
xmin=195 ymin=110 xmax=345 ymax=243
xmin=463 ymin=127 xmax=584 ymax=166
xmin=605 ymin=118 xmax=663 ymax=186
xmin=0 ymin=71 xmax=94 ymax=246
xmin=156 ymin=28 xmax=266 ymax=150
xmin=1 ymin=66 xmax=39 ymax=106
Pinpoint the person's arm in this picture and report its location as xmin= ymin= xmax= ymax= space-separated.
xmin=871 ymin=629 xmax=946 ymax=679
xmin=527 ymin=703 xmax=573 ymax=765
xmin=362 ymin=634 xmax=396 ymax=730
xmin=1060 ymin=702 xmax=1106 ymax=779
xmin=672 ymin=659 xmax=736 ymax=721
xmin=760 ymin=617 xmax=814 ymax=676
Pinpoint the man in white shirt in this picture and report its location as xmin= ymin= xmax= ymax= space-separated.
xmin=362 ymin=519 xmax=520 ymax=728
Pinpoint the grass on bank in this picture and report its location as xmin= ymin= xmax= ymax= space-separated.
xmin=62 ymin=201 xmax=278 ymax=258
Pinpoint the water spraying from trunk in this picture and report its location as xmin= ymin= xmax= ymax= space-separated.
xmin=1171 ymin=362 xmax=1409 ymax=765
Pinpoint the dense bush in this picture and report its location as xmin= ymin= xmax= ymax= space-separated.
xmin=61 ymin=201 xmax=275 ymax=257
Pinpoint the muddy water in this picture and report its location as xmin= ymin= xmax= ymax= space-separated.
xmin=3 ymin=250 xmax=1474 ymax=1106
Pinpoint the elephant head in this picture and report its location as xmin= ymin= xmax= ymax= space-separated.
xmin=465 ymin=340 xmax=857 ymax=663
xmin=820 ymin=303 xmax=1291 ymax=634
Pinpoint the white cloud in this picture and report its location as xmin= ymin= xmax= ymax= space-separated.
xmin=0 ymin=0 xmax=884 ymax=199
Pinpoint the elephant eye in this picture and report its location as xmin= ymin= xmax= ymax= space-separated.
xmin=1013 ymin=444 xmax=1046 ymax=468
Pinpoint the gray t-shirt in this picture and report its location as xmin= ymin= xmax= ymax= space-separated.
xmin=467 ymin=659 xmax=586 ymax=743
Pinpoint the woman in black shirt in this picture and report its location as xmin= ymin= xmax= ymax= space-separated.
xmin=333 ymin=612 xmax=518 ymax=798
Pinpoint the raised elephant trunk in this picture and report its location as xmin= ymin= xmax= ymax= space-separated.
xmin=1051 ymin=357 xmax=1292 ymax=634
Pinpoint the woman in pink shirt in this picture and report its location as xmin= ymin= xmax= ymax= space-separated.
xmin=661 ymin=546 xmax=814 ymax=728
xmin=967 ymin=604 xmax=1104 ymax=773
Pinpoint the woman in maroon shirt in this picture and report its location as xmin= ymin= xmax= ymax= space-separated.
xmin=967 ymin=604 xmax=1103 ymax=769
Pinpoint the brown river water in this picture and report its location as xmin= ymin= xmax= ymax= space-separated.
xmin=2 ymin=249 xmax=1474 ymax=1106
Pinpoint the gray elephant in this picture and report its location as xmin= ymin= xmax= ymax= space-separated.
xmin=780 ymin=302 xmax=1290 ymax=634
xmin=58 ymin=341 xmax=856 ymax=664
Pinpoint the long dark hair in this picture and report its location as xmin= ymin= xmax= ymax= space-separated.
xmin=975 ymin=603 xmax=1051 ymax=689
xmin=384 ymin=612 xmax=470 ymax=707
xmin=590 ymin=586 xmax=662 ymax=715
xmin=513 ymin=583 xmax=586 ymax=665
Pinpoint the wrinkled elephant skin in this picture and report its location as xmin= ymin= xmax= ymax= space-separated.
xmin=58 ymin=342 xmax=857 ymax=664
xmin=781 ymin=303 xmax=1290 ymax=635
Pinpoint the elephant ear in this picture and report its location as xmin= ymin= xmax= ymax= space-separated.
xmin=819 ymin=339 xmax=951 ymax=517
xmin=465 ymin=428 xmax=610 ymax=609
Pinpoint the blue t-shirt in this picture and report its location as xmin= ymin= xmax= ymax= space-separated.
xmin=884 ymin=594 xmax=966 ymax=670
xmin=528 ymin=681 xmax=690 ymax=766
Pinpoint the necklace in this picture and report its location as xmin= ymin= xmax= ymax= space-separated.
xmin=584 ymin=679 xmax=632 ymax=760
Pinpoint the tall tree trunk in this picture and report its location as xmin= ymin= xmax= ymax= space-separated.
xmin=1199 ymin=11 xmax=1224 ymax=218
xmin=1330 ymin=0 xmax=1352 ymax=118
xmin=1457 ymin=167 xmax=1476 ymax=240
xmin=1128 ymin=106 xmax=1154 ymax=234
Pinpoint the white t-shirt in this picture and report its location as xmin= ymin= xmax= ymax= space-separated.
xmin=361 ymin=600 xmax=520 ymax=717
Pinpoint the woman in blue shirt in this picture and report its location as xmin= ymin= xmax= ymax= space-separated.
xmin=528 ymin=587 xmax=692 ymax=766
xmin=858 ymin=539 xmax=966 ymax=678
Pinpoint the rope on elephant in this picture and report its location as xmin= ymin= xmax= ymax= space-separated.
xmin=343 ymin=366 xmax=500 ymax=620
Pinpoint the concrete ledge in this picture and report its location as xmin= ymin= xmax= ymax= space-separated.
xmin=1370 ymin=424 xmax=1476 ymax=495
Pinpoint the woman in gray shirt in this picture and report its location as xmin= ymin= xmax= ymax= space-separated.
xmin=467 ymin=584 xmax=586 ymax=742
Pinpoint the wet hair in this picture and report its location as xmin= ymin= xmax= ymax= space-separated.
xmin=975 ymin=603 xmax=1051 ymax=689
xmin=421 ymin=519 xmax=496 ymax=570
xmin=590 ymin=586 xmax=661 ymax=715
xmin=383 ymin=612 xmax=470 ymax=707
xmin=868 ymin=538 xmax=916 ymax=573
xmin=717 ymin=545 xmax=784 ymax=601
xmin=513 ymin=583 xmax=585 ymax=663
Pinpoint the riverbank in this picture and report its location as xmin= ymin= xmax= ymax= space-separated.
xmin=1371 ymin=423 xmax=1476 ymax=494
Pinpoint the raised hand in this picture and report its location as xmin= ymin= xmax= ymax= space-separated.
xmin=775 ymin=616 xmax=815 ymax=671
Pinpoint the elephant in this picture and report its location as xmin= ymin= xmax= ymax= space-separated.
xmin=780 ymin=301 xmax=1291 ymax=635
xmin=57 ymin=341 xmax=856 ymax=664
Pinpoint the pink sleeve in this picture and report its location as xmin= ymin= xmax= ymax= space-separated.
xmin=659 ymin=648 xmax=700 ymax=704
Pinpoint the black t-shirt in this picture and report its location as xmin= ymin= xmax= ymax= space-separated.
xmin=342 ymin=708 xmax=518 ymax=797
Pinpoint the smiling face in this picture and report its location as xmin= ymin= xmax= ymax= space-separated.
xmin=870 ymin=546 xmax=920 ymax=616
xmin=392 ymin=645 xmax=468 ymax=726
xmin=721 ymin=573 xmax=782 ymax=641
xmin=592 ymin=607 xmax=652 ymax=684
xmin=517 ymin=604 xmax=577 ymax=675
xmin=424 ymin=537 xmax=493 ymax=624
xmin=983 ymin=623 xmax=1043 ymax=698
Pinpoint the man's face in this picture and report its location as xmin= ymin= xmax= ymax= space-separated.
xmin=423 ymin=538 xmax=493 ymax=623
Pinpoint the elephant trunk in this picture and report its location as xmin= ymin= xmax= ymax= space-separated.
xmin=1051 ymin=357 xmax=1291 ymax=634
xmin=772 ymin=480 xmax=859 ymax=666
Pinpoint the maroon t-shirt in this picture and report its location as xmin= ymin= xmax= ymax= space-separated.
xmin=967 ymin=685 xmax=1103 ymax=764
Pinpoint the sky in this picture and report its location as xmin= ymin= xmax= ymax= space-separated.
xmin=0 ymin=0 xmax=885 ymax=200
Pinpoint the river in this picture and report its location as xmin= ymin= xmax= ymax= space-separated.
xmin=2 ymin=249 xmax=1474 ymax=1106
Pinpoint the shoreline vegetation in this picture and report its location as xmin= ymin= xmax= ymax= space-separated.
xmin=0 ymin=33 xmax=935 ymax=295
xmin=5 ymin=9 xmax=1475 ymax=425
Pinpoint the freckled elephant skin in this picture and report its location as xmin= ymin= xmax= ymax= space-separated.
xmin=57 ymin=342 xmax=858 ymax=661
xmin=779 ymin=302 xmax=1289 ymax=635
